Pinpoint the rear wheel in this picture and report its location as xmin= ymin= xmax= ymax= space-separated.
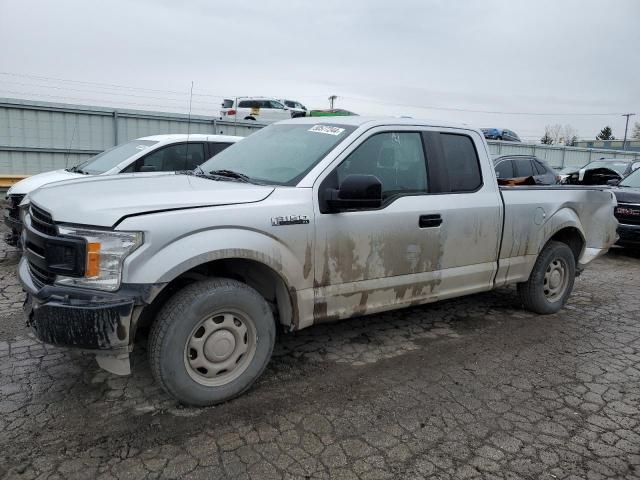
xmin=517 ymin=241 xmax=576 ymax=314
xmin=244 ymin=116 xmax=256 ymax=121
xmin=149 ymin=278 xmax=275 ymax=406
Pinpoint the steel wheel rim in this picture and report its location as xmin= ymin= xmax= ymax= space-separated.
xmin=184 ymin=308 xmax=257 ymax=387
xmin=543 ymin=257 xmax=569 ymax=303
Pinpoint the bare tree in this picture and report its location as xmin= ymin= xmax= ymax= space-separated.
xmin=541 ymin=124 xmax=578 ymax=145
xmin=541 ymin=124 xmax=563 ymax=144
xmin=632 ymin=121 xmax=640 ymax=140
xmin=561 ymin=125 xmax=578 ymax=146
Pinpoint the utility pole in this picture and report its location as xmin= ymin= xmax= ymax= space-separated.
xmin=622 ymin=113 xmax=635 ymax=151
xmin=328 ymin=95 xmax=337 ymax=109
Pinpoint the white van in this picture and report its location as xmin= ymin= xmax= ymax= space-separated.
xmin=5 ymin=133 xmax=241 ymax=245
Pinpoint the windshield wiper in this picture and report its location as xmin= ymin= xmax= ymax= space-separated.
xmin=66 ymin=165 xmax=89 ymax=174
xmin=208 ymin=169 xmax=252 ymax=183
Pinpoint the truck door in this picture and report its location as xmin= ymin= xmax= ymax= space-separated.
xmin=418 ymin=130 xmax=502 ymax=294
xmin=312 ymin=127 xmax=502 ymax=322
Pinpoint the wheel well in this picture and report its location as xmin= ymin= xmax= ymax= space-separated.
xmin=140 ymin=259 xmax=294 ymax=331
xmin=549 ymin=227 xmax=584 ymax=263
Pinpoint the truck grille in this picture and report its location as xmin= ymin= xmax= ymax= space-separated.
xmin=24 ymin=204 xmax=86 ymax=288
xmin=614 ymin=203 xmax=640 ymax=226
xmin=30 ymin=204 xmax=57 ymax=236
xmin=28 ymin=262 xmax=56 ymax=286
xmin=6 ymin=194 xmax=24 ymax=222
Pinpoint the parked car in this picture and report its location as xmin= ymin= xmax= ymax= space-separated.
xmin=493 ymin=155 xmax=559 ymax=185
xmin=19 ymin=117 xmax=617 ymax=406
xmin=278 ymin=99 xmax=308 ymax=118
xmin=309 ymin=109 xmax=358 ymax=117
xmin=611 ymin=167 xmax=640 ymax=249
xmin=4 ymin=134 xmax=241 ymax=245
xmin=219 ymin=97 xmax=302 ymax=123
xmin=481 ymin=128 xmax=521 ymax=142
xmin=561 ymin=158 xmax=640 ymax=185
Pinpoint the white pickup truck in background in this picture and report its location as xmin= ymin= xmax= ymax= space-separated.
xmin=18 ymin=117 xmax=618 ymax=406
xmin=4 ymin=134 xmax=241 ymax=245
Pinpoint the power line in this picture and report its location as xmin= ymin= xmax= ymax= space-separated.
xmin=0 ymin=91 xmax=214 ymax=111
xmin=340 ymin=95 xmax=630 ymax=117
xmin=0 ymin=71 xmax=223 ymax=98
xmin=0 ymin=79 xmax=200 ymax=103
xmin=1 ymin=70 xmax=635 ymax=121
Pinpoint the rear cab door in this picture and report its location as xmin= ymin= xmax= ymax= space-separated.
xmin=311 ymin=125 xmax=503 ymax=322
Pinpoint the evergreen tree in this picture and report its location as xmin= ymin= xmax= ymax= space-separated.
xmin=596 ymin=126 xmax=615 ymax=140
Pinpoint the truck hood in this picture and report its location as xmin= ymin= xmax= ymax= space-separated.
xmin=8 ymin=169 xmax=85 ymax=196
xmin=29 ymin=173 xmax=275 ymax=227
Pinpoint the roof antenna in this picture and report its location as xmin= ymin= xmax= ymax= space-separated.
xmin=185 ymin=80 xmax=194 ymax=168
xmin=65 ymin=117 xmax=78 ymax=170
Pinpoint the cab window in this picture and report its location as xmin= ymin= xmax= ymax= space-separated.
xmin=336 ymin=132 xmax=428 ymax=199
xmin=439 ymin=134 xmax=482 ymax=192
xmin=126 ymin=143 xmax=205 ymax=172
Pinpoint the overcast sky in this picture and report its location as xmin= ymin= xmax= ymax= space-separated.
xmin=1 ymin=0 xmax=638 ymax=141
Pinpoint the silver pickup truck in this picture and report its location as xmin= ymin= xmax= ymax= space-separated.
xmin=18 ymin=117 xmax=618 ymax=406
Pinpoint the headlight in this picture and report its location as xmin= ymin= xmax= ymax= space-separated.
xmin=55 ymin=226 xmax=143 ymax=291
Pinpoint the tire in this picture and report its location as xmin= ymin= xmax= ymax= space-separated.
xmin=244 ymin=116 xmax=256 ymax=121
xmin=149 ymin=278 xmax=276 ymax=406
xmin=517 ymin=241 xmax=576 ymax=314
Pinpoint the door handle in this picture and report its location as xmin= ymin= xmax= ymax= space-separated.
xmin=419 ymin=214 xmax=442 ymax=228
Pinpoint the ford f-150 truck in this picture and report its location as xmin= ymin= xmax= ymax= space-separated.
xmin=18 ymin=117 xmax=618 ymax=406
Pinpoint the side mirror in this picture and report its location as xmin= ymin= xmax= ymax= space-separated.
xmin=326 ymin=174 xmax=382 ymax=212
xmin=139 ymin=165 xmax=157 ymax=172
xmin=607 ymin=179 xmax=620 ymax=186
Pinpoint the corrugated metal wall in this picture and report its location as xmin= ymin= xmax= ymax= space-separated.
xmin=0 ymin=98 xmax=264 ymax=174
xmin=2 ymin=97 xmax=639 ymax=175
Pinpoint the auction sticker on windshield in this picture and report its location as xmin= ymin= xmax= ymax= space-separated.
xmin=308 ymin=125 xmax=345 ymax=135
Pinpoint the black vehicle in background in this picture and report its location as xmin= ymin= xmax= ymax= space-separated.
xmin=560 ymin=158 xmax=640 ymax=185
xmin=481 ymin=128 xmax=521 ymax=142
xmin=493 ymin=155 xmax=559 ymax=185
xmin=611 ymin=168 xmax=640 ymax=249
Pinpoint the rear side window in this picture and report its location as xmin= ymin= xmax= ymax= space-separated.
xmin=533 ymin=160 xmax=547 ymax=175
xmin=513 ymin=158 xmax=534 ymax=177
xmin=208 ymin=142 xmax=232 ymax=158
xmin=439 ymin=134 xmax=482 ymax=192
xmin=495 ymin=159 xmax=514 ymax=179
xmin=130 ymin=143 xmax=205 ymax=172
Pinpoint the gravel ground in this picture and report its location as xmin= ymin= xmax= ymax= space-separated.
xmin=0 ymin=238 xmax=638 ymax=480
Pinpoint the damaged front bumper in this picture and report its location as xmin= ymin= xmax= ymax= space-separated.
xmin=18 ymin=257 xmax=162 ymax=375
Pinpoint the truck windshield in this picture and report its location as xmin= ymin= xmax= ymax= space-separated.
xmin=72 ymin=140 xmax=158 ymax=175
xmin=198 ymin=123 xmax=355 ymax=185
xmin=619 ymin=168 xmax=640 ymax=188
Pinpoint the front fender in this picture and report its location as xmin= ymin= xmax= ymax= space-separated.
xmin=122 ymin=227 xmax=303 ymax=288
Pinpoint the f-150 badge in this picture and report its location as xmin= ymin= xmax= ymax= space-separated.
xmin=271 ymin=215 xmax=310 ymax=226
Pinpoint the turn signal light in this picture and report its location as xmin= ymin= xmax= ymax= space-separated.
xmin=86 ymin=242 xmax=101 ymax=277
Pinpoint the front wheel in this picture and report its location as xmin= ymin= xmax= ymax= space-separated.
xmin=149 ymin=278 xmax=276 ymax=406
xmin=517 ymin=241 xmax=576 ymax=314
